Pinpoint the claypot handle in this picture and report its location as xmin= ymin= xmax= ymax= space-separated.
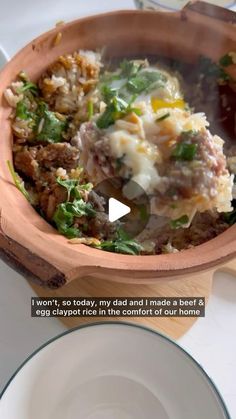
xmin=217 ymin=259 xmax=236 ymax=276
xmin=183 ymin=1 xmax=236 ymax=23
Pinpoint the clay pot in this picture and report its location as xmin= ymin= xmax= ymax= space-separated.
xmin=0 ymin=1 xmax=235 ymax=289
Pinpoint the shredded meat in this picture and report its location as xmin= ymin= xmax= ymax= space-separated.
xmin=36 ymin=143 xmax=79 ymax=170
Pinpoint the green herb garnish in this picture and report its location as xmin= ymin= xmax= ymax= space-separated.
xmin=172 ymin=131 xmax=198 ymax=161
xmin=172 ymin=142 xmax=197 ymax=161
xmin=53 ymin=203 xmax=80 ymax=238
xmin=36 ymin=102 xmax=67 ymax=143
xmin=87 ymin=100 xmax=94 ymax=120
xmin=115 ymin=154 xmax=126 ymax=171
xmin=56 ymin=178 xmax=78 ymax=201
xmin=223 ymin=200 xmax=236 ymax=225
xmin=97 ymin=228 xmax=143 ymax=255
xmin=96 ymin=99 xmax=119 ymax=129
xmin=156 ymin=112 xmax=170 ymax=122
xmin=20 ymin=81 xmax=39 ymax=96
xmin=127 ymin=71 xmax=166 ymax=94
xmin=96 ymin=96 xmax=139 ymax=129
xmin=170 ymin=215 xmax=189 ymax=229
xmin=65 ymin=200 xmax=96 ymax=218
xmin=120 ymin=60 xmax=142 ymax=79
xmin=199 ymin=56 xmax=230 ymax=82
xmin=219 ymin=54 xmax=233 ymax=67
xmin=7 ymin=160 xmax=30 ymax=201
xmin=100 ymin=84 xmax=119 ymax=103
xmin=57 ymin=178 xmax=93 ymax=201
xmin=15 ymin=100 xmax=31 ymax=120
xmin=53 ymin=199 xmax=96 ymax=238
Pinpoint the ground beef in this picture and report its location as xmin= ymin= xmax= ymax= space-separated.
xmin=156 ymin=130 xmax=227 ymax=201
xmin=154 ymin=211 xmax=228 ymax=254
xmin=39 ymin=183 xmax=67 ymax=220
xmin=87 ymin=212 xmax=118 ymax=240
xmin=14 ymin=147 xmax=39 ymax=180
xmin=36 ymin=143 xmax=79 ymax=170
xmin=89 ymin=190 xmax=106 ymax=212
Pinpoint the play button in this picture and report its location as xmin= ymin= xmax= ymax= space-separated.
xmin=108 ymin=198 xmax=131 ymax=222
xmin=92 ymin=177 xmax=150 ymax=239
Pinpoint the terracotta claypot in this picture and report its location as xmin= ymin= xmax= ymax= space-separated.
xmin=0 ymin=1 xmax=235 ymax=289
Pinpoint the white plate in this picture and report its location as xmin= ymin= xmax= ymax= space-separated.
xmin=0 ymin=322 xmax=230 ymax=419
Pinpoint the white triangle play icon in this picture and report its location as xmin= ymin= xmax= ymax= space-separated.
xmin=108 ymin=197 xmax=131 ymax=222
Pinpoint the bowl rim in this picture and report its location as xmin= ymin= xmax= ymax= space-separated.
xmin=0 ymin=321 xmax=231 ymax=419
xmin=0 ymin=9 xmax=235 ymax=280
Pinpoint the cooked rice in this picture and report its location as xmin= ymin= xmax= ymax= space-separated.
xmin=4 ymin=50 xmax=236 ymax=255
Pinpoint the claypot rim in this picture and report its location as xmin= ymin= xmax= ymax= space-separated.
xmin=0 ymin=8 xmax=235 ymax=278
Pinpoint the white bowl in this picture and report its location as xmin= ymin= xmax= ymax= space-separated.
xmin=134 ymin=0 xmax=236 ymax=11
xmin=0 ymin=322 xmax=230 ymax=419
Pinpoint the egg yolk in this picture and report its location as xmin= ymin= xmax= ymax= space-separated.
xmin=151 ymin=97 xmax=186 ymax=112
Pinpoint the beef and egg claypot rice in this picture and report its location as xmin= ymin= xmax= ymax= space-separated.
xmin=4 ymin=48 xmax=236 ymax=256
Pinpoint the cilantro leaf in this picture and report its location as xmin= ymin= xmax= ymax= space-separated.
xmin=96 ymin=96 xmax=129 ymax=129
xmin=53 ymin=203 xmax=80 ymax=238
xmin=56 ymin=178 xmax=78 ymax=201
xmin=120 ymin=60 xmax=142 ymax=79
xmin=20 ymin=81 xmax=39 ymax=96
xmin=100 ymin=84 xmax=119 ymax=103
xmin=53 ymin=199 xmax=96 ymax=238
xmin=99 ymin=228 xmax=143 ymax=255
xmin=219 ymin=54 xmax=233 ymax=67
xmin=66 ymin=200 xmax=96 ymax=218
xmin=15 ymin=100 xmax=31 ymax=120
xmin=100 ymin=238 xmax=143 ymax=255
xmin=97 ymin=95 xmax=141 ymax=129
xmin=36 ymin=103 xmax=67 ymax=143
xmin=127 ymin=71 xmax=166 ymax=94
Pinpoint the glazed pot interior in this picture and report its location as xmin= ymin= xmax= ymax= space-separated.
xmin=0 ymin=9 xmax=235 ymax=282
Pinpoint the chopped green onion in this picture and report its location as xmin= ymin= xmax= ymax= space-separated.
xmin=100 ymin=84 xmax=118 ymax=103
xmin=170 ymin=215 xmax=189 ymax=229
xmin=7 ymin=160 xmax=30 ymax=201
xmin=87 ymin=100 xmax=94 ymax=120
xmin=156 ymin=112 xmax=170 ymax=122
xmin=172 ymin=142 xmax=197 ymax=161
xmin=223 ymin=200 xmax=236 ymax=225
